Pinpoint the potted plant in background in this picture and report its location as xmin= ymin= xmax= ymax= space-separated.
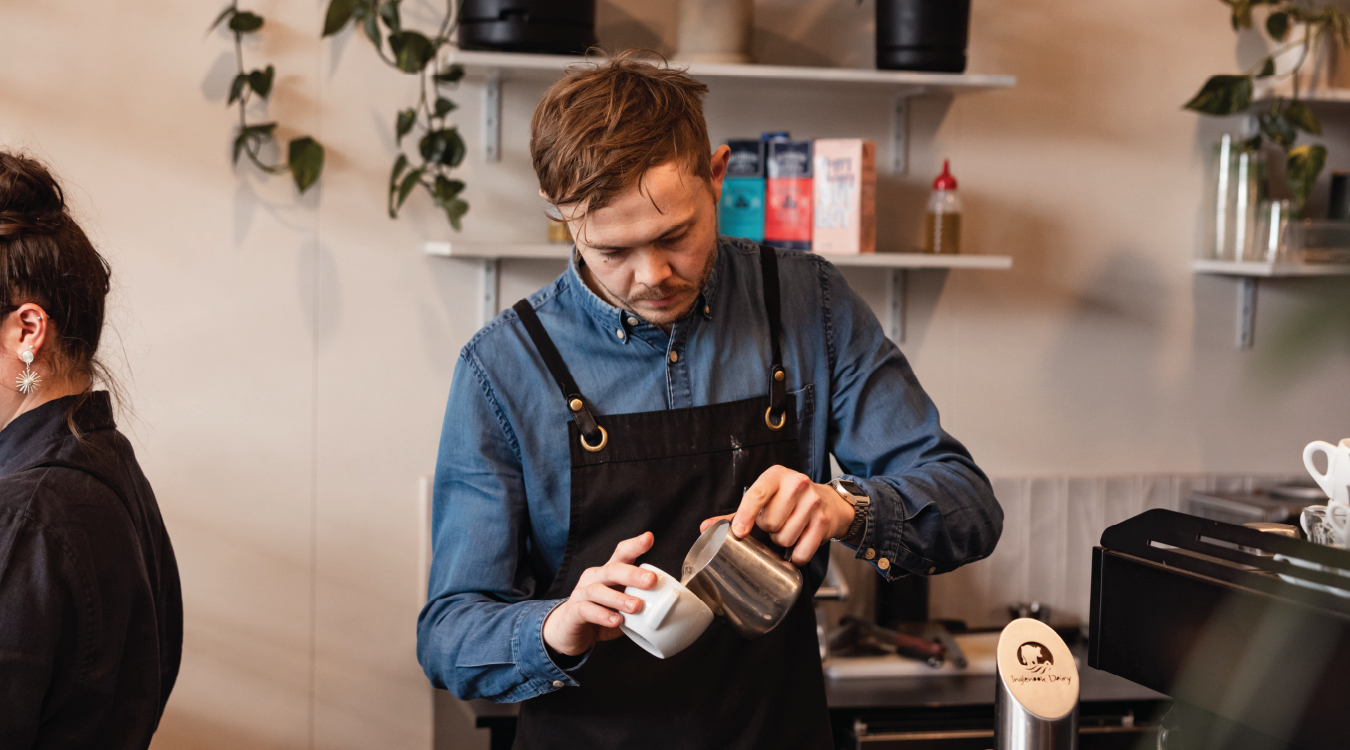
xmin=1184 ymin=0 xmax=1350 ymax=211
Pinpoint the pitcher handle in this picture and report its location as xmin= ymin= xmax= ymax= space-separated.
xmin=1305 ymin=441 xmax=1338 ymax=498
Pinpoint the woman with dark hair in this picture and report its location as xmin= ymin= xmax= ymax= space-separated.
xmin=0 ymin=151 xmax=182 ymax=749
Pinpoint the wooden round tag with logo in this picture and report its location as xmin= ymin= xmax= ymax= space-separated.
xmin=996 ymin=617 xmax=1078 ymax=720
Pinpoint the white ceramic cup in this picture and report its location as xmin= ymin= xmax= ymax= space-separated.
xmin=620 ymin=563 xmax=713 ymax=659
xmin=1304 ymin=438 xmax=1350 ymax=504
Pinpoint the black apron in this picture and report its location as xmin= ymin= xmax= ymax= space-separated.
xmin=509 ymin=247 xmax=832 ymax=750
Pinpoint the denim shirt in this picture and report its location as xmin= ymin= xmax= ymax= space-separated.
xmin=417 ymin=236 xmax=1002 ymax=702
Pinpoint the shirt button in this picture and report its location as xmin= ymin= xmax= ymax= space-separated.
xmin=878 ymin=558 xmax=890 ymax=571
xmin=704 ymin=304 xmax=711 ymax=315
xmin=928 ymin=566 xmax=937 ymax=574
xmin=615 ymin=328 xmax=624 ymax=339
xmin=864 ymin=548 xmax=875 ymax=560
xmin=552 ymin=680 xmax=564 ymax=688
xmin=669 ymin=351 xmax=678 ymax=363
xmin=627 ymin=316 xmax=639 ymax=326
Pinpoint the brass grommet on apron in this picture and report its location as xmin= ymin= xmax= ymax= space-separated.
xmin=765 ymin=407 xmax=786 ymax=431
xmin=580 ymin=426 xmax=608 ymax=452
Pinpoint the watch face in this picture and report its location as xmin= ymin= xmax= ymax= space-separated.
xmin=834 ymin=479 xmax=866 ymax=498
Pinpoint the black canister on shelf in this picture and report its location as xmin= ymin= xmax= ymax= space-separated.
xmin=457 ymin=0 xmax=596 ymax=56
xmin=876 ymin=0 xmax=971 ymax=73
xmin=1330 ymin=172 xmax=1350 ymax=220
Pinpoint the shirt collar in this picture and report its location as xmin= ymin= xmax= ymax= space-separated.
xmin=566 ymin=239 xmax=725 ymax=340
xmin=0 ymin=392 xmax=115 ymax=476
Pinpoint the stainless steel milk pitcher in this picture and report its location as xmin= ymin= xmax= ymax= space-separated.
xmin=681 ymin=519 xmax=803 ymax=638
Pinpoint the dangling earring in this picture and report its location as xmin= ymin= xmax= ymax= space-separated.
xmin=16 ymin=347 xmax=40 ymax=394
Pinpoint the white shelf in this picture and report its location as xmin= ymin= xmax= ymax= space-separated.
xmin=427 ymin=241 xmax=1012 ymax=342
xmin=425 ymin=241 xmax=1011 ymax=269
xmin=445 ymin=49 xmax=1016 ymax=94
xmin=1192 ymin=259 xmax=1350 ymax=277
xmin=1192 ymin=259 xmax=1350 ymax=349
xmin=1253 ymin=80 xmax=1350 ymax=105
xmin=448 ymin=49 xmax=1015 ymax=172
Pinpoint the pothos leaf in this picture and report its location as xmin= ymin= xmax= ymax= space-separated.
xmin=229 ymin=11 xmax=264 ymax=33
xmin=434 ymin=97 xmax=456 ymax=117
xmin=418 ymin=128 xmax=465 ymax=167
xmin=441 ymin=198 xmax=468 ymax=231
xmin=1266 ymin=11 xmax=1289 ymax=41
xmin=1230 ymin=0 xmax=1253 ymax=30
xmin=433 ymin=175 xmax=465 ymax=203
xmin=229 ymin=73 xmax=249 ymax=105
xmin=364 ymin=13 xmax=381 ymax=50
xmin=232 ymin=130 xmax=250 ymax=166
xmin=1284 ymin=101 xmax=1322 ymax=135
xmin=211 ymin=5 xmax=236 ymax=33
xmin=1258 ymin=111 xmax=1297 ymax=149
xmin=1184 ymin=75 xmax=1253 ymax=115
xmin=395 ymin=167 xmax=424 ymax=215
xmin=388 ymin=153 xmax=409 ymax=217
xmin=388 ymin=152 xmax=407 ymax=217
xmin=379 ymin=1 xmax=401 ymax=33
xmin=389 ymin=30 xmax=434 ymax=74
xmin=248 ymin=65 xmax=275 ymax=99
xmin=395 ymin=108 xmax=416 ymax=145
xmin=232 ymin=122 xmax=277 ymax=165
xmin=288 ymin=137 xmax=325 ymax=193
xmin=323 ymin=0 xmax=357 ymax=36
xmin=1287 ymin=144 xmax=1328 ymax=209
xmin=1258 ymin=57 xmax=1276 ymax=77
xmin=434 ymin=65 xmax=465 ymax=85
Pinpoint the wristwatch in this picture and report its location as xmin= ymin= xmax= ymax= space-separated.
xmin=829 ymin=478 xmax=870 ymax=546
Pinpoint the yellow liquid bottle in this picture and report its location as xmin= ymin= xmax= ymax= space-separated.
xmin=924 ymin=160 xmax=962 ymax=254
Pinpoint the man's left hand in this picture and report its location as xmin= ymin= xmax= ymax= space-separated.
xmin=699 ymin=465 xmax=856 ymax=567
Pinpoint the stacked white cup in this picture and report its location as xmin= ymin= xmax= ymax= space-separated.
xmin=1302 ymin=439 xmax=1350 ymax=547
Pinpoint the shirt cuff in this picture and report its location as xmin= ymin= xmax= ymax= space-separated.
xmin=514 ymin=599 xmax=587 ymax=692
xmin=844 ymin=475 xmax=936 ymax=580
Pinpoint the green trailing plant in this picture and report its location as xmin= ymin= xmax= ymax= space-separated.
xmin=211 ymin=3 xmax=325 ymax=194
xmin=1184 ymin=0 xmax=1350 ymax=209
xmin=322 ymin=0 xmax=469 ymax=230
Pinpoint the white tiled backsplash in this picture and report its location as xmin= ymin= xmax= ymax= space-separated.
xmin=923 ymin=473 xmax=1309 ymax=628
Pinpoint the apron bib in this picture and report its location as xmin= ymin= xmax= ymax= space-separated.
xmin=510 ymin=247 xmax=832 ymax=750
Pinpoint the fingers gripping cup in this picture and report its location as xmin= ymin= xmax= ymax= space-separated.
xmin=620 ymin=564 xmax=713 ymax=659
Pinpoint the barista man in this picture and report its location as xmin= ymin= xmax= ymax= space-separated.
xmin=416 ymin=51 xmax=1002 ymax=749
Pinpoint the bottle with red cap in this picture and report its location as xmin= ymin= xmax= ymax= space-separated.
xmin=924 ymin=159 xmax=961 ymax=254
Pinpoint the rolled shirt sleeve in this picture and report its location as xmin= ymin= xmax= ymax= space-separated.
xmin=821 ymin=263 xmax=1003 ymax=579
xmin=415 ymin=352 xmax=580 ymax=702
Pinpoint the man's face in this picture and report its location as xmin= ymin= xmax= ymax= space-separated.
xmin=560 ymin=148 xmax=730 ymax=330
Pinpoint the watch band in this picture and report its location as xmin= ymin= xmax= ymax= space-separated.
xmin=829 ymin=478 xmax=870 ymax=545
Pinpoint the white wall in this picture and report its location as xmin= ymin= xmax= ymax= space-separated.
xmin=2 ymin=1 xmax=1348 ymax=749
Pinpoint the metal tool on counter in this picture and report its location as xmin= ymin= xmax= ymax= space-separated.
xmin=833 ymin=616 xmax=947 ymax=667
xmin=995 ymin=617 xmax=1078 ymax=750
xmin=681 ymin=519 xmax=803 ymax=638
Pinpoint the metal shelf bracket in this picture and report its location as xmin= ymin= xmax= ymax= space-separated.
xmin=887 ymin=269 xmax=908 ymax=342
xmin=480 ymin=258 xmax=499 ymax=326
xmin=890 ymin=87 xmax=925 ymax=175
xmin=1238 ymin=276 xmax=1256 ymax=349
xmin=483 ymin=72 xmax=502 ymax=163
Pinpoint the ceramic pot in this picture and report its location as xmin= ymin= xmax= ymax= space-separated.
xmin=676 ymin=0 xmax=753 ymax=64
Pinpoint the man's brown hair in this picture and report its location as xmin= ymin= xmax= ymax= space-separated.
xmin=531 ymin=50 xmax=712 ymax=214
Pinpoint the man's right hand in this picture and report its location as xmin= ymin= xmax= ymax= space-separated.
xmin=542 ymin=532 xmax=657 ymax=657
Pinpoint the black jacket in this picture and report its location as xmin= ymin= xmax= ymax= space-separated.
xmin=0 ymin=392 xmax=182 ymax=749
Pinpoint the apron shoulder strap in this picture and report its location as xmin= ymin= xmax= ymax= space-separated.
xmin=511 ymin=300 xmax=606 ymax=449
xmin=757 ymin=246 xmax=787 ymax=424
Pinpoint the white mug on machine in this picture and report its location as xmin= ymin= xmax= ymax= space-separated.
xmin=620 ymin=563 xmax=713 ymax=659
xmin=1304 ymin=439 xmax=1350 ymax=504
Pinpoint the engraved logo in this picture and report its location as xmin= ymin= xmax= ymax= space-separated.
xmin=1016 ymin=641 xmax=1054 ymax=674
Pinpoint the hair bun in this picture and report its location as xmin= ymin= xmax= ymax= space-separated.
xmin=0 ymin=152 xmax=67 ymax=238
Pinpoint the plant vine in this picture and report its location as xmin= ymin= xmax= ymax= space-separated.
xmin=322 ymin=0 xmax=469 ymax=229
xmin=1185 ymin=0 xmax=1350 ymax=208
xmin=211 ymin=3 xmax=326 ymax=194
